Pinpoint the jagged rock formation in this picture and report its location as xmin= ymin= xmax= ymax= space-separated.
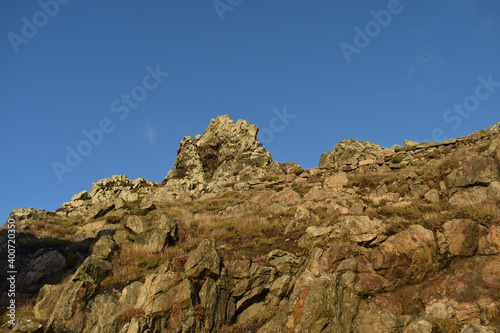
xmin=153 ymin=115 xmax=276 ymax=200
xmin=2 ymin=117 xmax=500 ymax=332
xmin=319 ymin=139 xmax=391 ymax=169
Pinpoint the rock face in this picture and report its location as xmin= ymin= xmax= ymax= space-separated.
xmin=161 ymin=115 xmax=273 ymax=198
xmin=319 ymin=138 xmax=390 ymax=169
xmin=3 ymin=119 xmax=500 ymax=332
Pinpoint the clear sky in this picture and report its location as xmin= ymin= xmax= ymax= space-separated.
xmin=1 ymin=0 xmax=499 ymax=221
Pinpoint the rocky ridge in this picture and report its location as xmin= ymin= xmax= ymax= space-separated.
xmin=1 ymin=116 xmax=500 ymax=332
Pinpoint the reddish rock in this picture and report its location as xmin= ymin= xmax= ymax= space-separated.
xmin=438 ymin=219 xmax=485 ymax=257
xmin=369 ymin=225 xmax=437 ymax=287
xmin=478 ymin=225 xmax=500 ymax=255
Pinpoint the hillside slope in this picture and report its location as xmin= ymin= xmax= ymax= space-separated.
xmin=2 ymin=115 xmax=500 ymax=333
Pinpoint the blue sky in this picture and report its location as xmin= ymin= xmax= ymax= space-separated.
xmin=1 ymin=0 xmax=499 ymax=221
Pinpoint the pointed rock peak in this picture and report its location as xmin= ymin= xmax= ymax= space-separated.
xmin=197 ymin=115 xmax=259 ymax=147
xmin=166 ymin=115 xmax=272 ymax=184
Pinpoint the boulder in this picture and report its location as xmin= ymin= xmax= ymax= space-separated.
xmin=92 ymin=235 xmax=118 ymax=260
xmin=446 ymin=156 xmax=499 ymax=188
xmin=438 ymin=219 xmax=485 ymax=257
xmin=71 ymin=190 xmax=88 ymax=201
xmin=72 ymin=255 xmax=113 ymax=284
xmin=319 ymin=139 xmax=389 ymax=168
xmin=424 ymin=189 xmax=440 ymax=204
xmin=258 ymin=271 xmax=358 ymax=333
xmin=184 ymin=238 xmax=221 ymax=281
xmin=294 ymin=205 xmax=311 ymax=221
xmin=460 ymin=323 xmax=495 ymax=333
xmin=267 ymin=250 xmax=299 ymax=275
xmin=336 ymin=215 xmax=385 ymax=243
xmin=478 ymin=225 xmax=500 ymax=255
xmin=449 ymin=187 xmax=489 ymax=205
xmin=403 ymin=318 xmax=433 ymax=333
xmin=369 ymin=225 xmax=437 ymax=286
xmin=325 ymin=172 xmax=349 ymax=188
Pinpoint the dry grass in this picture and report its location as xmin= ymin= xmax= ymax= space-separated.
xmin=121 ymin=307 xmax=145 ymax=324
xmin=220 ymin=306 xmax=277 ymax=333
xmin=101 ymin=244 xmax=167 ymax=289
xmin=0 ymin=297 xmax=37 ymax=326
xmin=27 ymin=216 xmax=84 ymax=239
xmin=157 ymin=197 xmax=303 ymax=264
xmin=451 ymin=201 xmax=500 ymax=227
xmin=430 ymin=318 xmax=462 ymax=333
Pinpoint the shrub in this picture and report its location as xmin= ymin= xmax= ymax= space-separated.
xmin=431 ymin=318 xmax=462 ymax=333
xmin=105 ymin=215 xmax=122 ymax=224
xmin=392 ymin=155 xmax=403 ymax=163
xmin=293 ymin=168 xmax=304 ymax=175
xmin=193 ymin=304 xmax=205 ymax=321
xmin=204 ymin=172 xmax=213 ymax=183
xmin=121 ymin=308 xmax=144 ymax=323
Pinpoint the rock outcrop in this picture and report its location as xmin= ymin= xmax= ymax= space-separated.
xmin=319 ymin=139 xmax=390 ymax=169
xmin=2 ymin=118 xmax=500 ymax=332
xmin=157 ymin=115 xmax=273 ymax=200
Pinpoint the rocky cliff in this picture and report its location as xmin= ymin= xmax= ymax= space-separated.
xmin=1 ymin=116 xmax=500 ymax=333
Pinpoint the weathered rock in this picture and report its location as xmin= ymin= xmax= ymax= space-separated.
xmin=74 ymin=220 xmax=121 ymax=241
xmin=319 ymin=139 xmax=389 ymax=168
xmin=369 ymin=225 xmax=437 ymax=287
xmin=403 ymin=318 xmax=432 ymax=333
xmin=438 ymin=219 xmax=485 ymax=257
xmin=267 ymin=250 xmax=299 ymax=275
xmin=165 ymin=136 xmax=205 ymax=184
xmin=487 ymin=181 xmax=500 ymax=200
xmin=294 ymin=205 xmax=311 ymax=222
xmin=165 ymin=115 xmax=272 ymax=196
xmin=298 ymin=226 xmax=333 ymax=248
xmin=71 ymin=190 xmax=88 ymax=201
xmin=72 ymin=255 xmax=113 ymax=284
xmin=449 ymin=187 xmax=489 ymax=205
xmin=478 ymin=225 xmax=500 ymax=255
xmin=446 ymin=156 xmax=499 ymax=188
xmin=274 ymin=187 xmax=301 ymax=205
xmin=26 ymin=250 xmax=66 ymax=275
xmin=92 ymin=235 xmax=118 ymax=260
xmin=258 ymin=271 xmax=358 ymax=333
xmin=324 ymin=172 xmax=349 ymax=188
xmin=336 ymin=215 xmax=385 ymax=243
xmin=8 ymin=318 xmax=43 ymax=332
xmin=424 ymin=189 xmax=440 ymax=204
xmin=113 ymin=198 xmax=125 ymax=209
xmin=87 ymin=201 xmax=115 ymax=219
xmin=460 ymin=323 xmax=495 ymax=333
xmin=404 ymin=139 xmax=419 ymax=148
xmin=185 ymin=238 xmax=221 ymax=281
xmin=8 ymin=207 xmax=37 ymax=222
xmin=123 ymin=211 xmax=178 ymax=251
xmin=136 ymin=270 xmax=196 ymax=331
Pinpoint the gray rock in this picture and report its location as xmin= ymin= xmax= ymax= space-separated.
xmin=460 ymin=323 xmax=495 ymax=333
xmin=319 ymin=139 xmax=389 ymax=168
xmin=295 ymin=205 xmax=311 ymax=221
xmin=71 ymin=190 xmax=88 ymax=201
xmin=446 ymin=155 xmax=499 ymax=188
xmin=403 ymin=318 xmax=432 ymax=333
xmin=92 ymin=235 xmax=118 ymax=260
xmin=185 ymin=238 xmax=221 ymax=281
xmin=72 ymin=255 xmax=113 ymax=283
xmin=424 ymin=189 xmax=440 ymax=204
xmin=113 ymin=197 xmax=125 ymax=210
xmin=28 ymin=250 xmax=67 ymax=274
